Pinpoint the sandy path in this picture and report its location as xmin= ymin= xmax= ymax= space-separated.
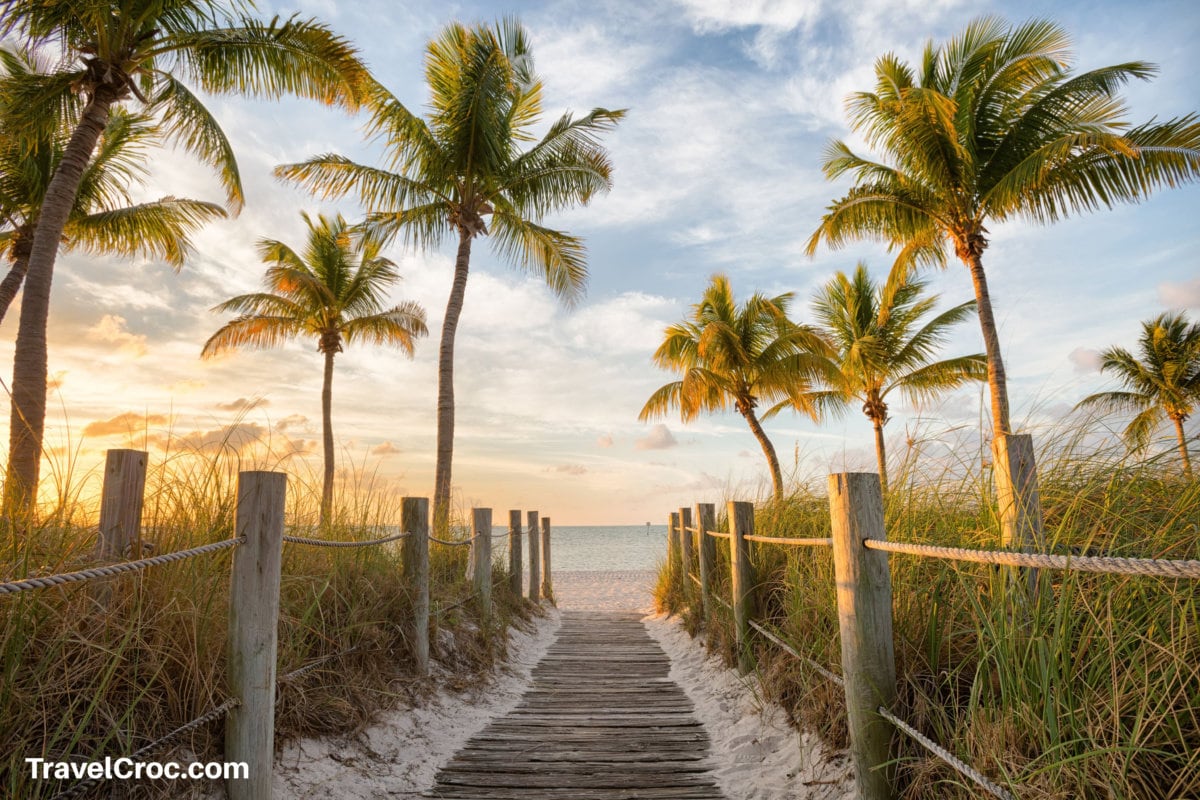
xmin=274 ymin=570 xmax=852 ymax=799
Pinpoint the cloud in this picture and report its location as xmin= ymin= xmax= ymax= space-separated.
xmin=83 ymin=413 xmax=169 ymax=437
xmin=274 ymin=414 xmax=309 ymax=433
xmin=596 ymin=433 xmax=614 ymax=448
xmin=636 ymin=424 xmax=678 ymax=450
xmin=216 ymin=397 xmax=269 ymax=412
xmin=88 ymin=315 xmax=147 ymax=357
xmin=550 ymin=464 xmax=589 ymax=476
xmin=371 ymin=441 xmax=401 ymax=456
xmin=166 ymin=423 xmax=269 ymax=453
xmin=1068 ymin=347 xmax=1104 ymax=374
xmin=47 ymin=371 xmax=67 ymax=392
xmin=674 ymin=0 xmax=821 ymax=33
xmin=1158 ymin=277 xmax=1200 ymax=309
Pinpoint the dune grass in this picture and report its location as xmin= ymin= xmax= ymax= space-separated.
xmin=0 ymin=439 xmax=535 ymax=799
xmin=657 ymin=417 xmax=1200 ymax=799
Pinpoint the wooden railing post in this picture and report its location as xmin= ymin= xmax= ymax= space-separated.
xmin=668 ymin=512 xmax=681 ymax=590
xmin=678 ymin=506 xmax=694 ymax=588
xmin=402 ymin=497 xmax=430 ymax=676
xmin=828 ymin=472 xmax=897 ymax=800
xmin=527 ymin=509 xmax=540 ymax=602
xmin=471 ymin=508 xmax=492 ymax=619
xmin=225 ymin=471 xmax=286 ymax=800
xmin=696 ymin=503 xmax=716 ymax=620
xmin=98 ymin=449 xmax=148 ymax=559
xmin=994 ymin=433 xmax=1045 ymax=596
xmin=508 ymin=510 xmax=522 ymax=596
xmin=728 ymin=501 xmax=758 ymax=673
xmin=540 ymin=517 xmax=552 ymax=602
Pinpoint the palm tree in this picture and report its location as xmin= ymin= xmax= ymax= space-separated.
xmin=0 ymin=48 xmax=224 ymax=325
xmin=793 ymin=263 xmax=985 ymax=493
xmin=201 ymin=212 xmax=428 ymax=527
xmin=805 ymin=16 xmax=1199 ymax=542
xmin=1077 ymin=312 xmax=1199 ymax=478
xmin=275 ymin=17 xmax=623 ymax=532
xmin=639 ymin=274 xmax=829 ymax=501
xmin=0 ymin=0 xmax=369 ymax=518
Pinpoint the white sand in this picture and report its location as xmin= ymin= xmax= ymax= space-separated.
xmin=273 ymin=610 xmax=561 ymax=799
xmin=274 ymin=570 xmax=852 ymax=799
xmin=644 ymin=615 xmax=855 ymax=800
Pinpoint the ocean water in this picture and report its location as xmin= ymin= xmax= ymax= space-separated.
xmin=496 ymin=525 xmax=667 ymax=573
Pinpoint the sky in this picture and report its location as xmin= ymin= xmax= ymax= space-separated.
xmin=2 ymin=0 xmax=1198 ymax=524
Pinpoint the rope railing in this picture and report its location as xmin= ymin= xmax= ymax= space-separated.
xmin=746 ymin=619 xmax=844 ymax=686
xmin=282 ymin=531 xmax=410 ymax=548
xmin=706 ymin=530 xmax=731 ymax=540
xmin=877 ymin=705 xmax=1015 ymax=800
xmin=865 ymin=539 xmax=1200 ymax=579
xmin=428 ymin=535 xmax=473 ymax=547
xmin=50 ymin=697 xmax=240 ymax=800
xmin=435 ymin=592 xmax=481 ymax=617
xmin=0 ymin=538 xmax=244 ymax=597
xmin=743 ymin=534 xmax=832 ymax=547
xmin=280 ymin=645 xmax=362 ymax=682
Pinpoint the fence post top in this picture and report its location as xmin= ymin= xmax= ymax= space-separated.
xmin=827 ymin=472 xmax=883 ymax=490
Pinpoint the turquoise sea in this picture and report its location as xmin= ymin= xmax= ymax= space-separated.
xmin=496 ymin=525 xmax=667 ymax=573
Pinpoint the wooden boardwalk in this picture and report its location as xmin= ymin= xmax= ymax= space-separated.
xmin=426 ymin=611 xmax=726 ymax=799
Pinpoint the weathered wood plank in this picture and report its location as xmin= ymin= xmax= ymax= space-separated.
xmin=424 ymin=611 xmax=726 ymax=800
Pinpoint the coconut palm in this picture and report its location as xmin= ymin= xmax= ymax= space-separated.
xmin=792 ymin=263 xmax=985 ymax=493
xmin=806 ymin=16 xmax=1200 ymax=454
xmin=276 ymin=17 xmax=623 ymax=532
xmin=640 ymin=274 xmax=830 ymax=501
xmin=0 ymin=0 xmax=369 ymax=518
xmin=1077 ymin=312 xmax=1200 ymax=478
xmin=202 ymin=212 xmax=428 ymax=527
xmin=0 ymin=49 xmax=224 ymax=325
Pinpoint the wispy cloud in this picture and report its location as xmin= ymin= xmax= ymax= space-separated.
xmin=636 ymin=424 xmax=678 ymax=450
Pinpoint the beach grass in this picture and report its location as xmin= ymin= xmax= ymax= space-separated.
xmin=657 ymin=415 xmax=1200 ymax=799
xmin=0 ymin=438 xmax=533 ymax=799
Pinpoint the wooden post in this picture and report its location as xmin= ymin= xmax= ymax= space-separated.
xmin=471 ymin=508 xmax=492 ymax=618
xmin=527 ymin=509 xmax=540 ymax=602
xmin=728 ymin=501 xmax=758 ymax=673
xmin=828 ymin=472 xmax=897 ymax=800
xmin=540 ymin=517 xmax=553 ymax=602
xmin=225 ymin=471 xmax=286 ymax=800
xmin=994 ymin=433 xmax=1044 ymax=598
xmin=668 ymin=512 xmax=681 ymax=588
xmin=696 ymin=503 xmax=716 ymax=620
xmin=508 ymin=510 xmax=522 ymax=596
xmin=678 ymin=506 xmax=694 ymax=584
xmin=402 ymin=497 xmax=430 ymax=676
xmin=993 ymin=433 xmax=1044 ymax=549
xmin=98 ymin=449 xmax=148 ymax=559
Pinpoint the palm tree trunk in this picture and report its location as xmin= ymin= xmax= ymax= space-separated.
xmin=320 ymin=348 xmax=336 ymax=529
xmin=741 ymin=407 xmax=784 ymax=501
xmin=0 ymin=235 xmax=32 ymax=326
xmin=433 ymin=228 xmax=473 ymax=534
xmin=965 ymin=252 xmax=1011 ymax=436
xmin=873 ymin=418 xmax=889 ymax=494
xmin=4 ymin=93 xmax=115 ymax=520
xmin=1173 ymin=416 xmax=1193 ymax=479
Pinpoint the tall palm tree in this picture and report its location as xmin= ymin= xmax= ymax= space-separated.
xmin=793 ymin=263 xmax=986 ymax=493
xmin=0 ymin=0 xmax=369 ymax=518
xmin=639 ymin=274 xmax=829 ymax=501
xmin=201 ymin=212 xmax=428 ymax=527
xmin=1077 ymin=312 xmax=1200 ymax=478
xmin=0 ymin=48 xmax=224 ymax=325
xmin=276 ymin=17 xmax=623 ymax=532
xmin=805 ymin=16 xmax=1200 ymax=540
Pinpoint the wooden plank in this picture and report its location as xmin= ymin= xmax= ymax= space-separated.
xmin=425 ymin=611 xmax=727 ymax=800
